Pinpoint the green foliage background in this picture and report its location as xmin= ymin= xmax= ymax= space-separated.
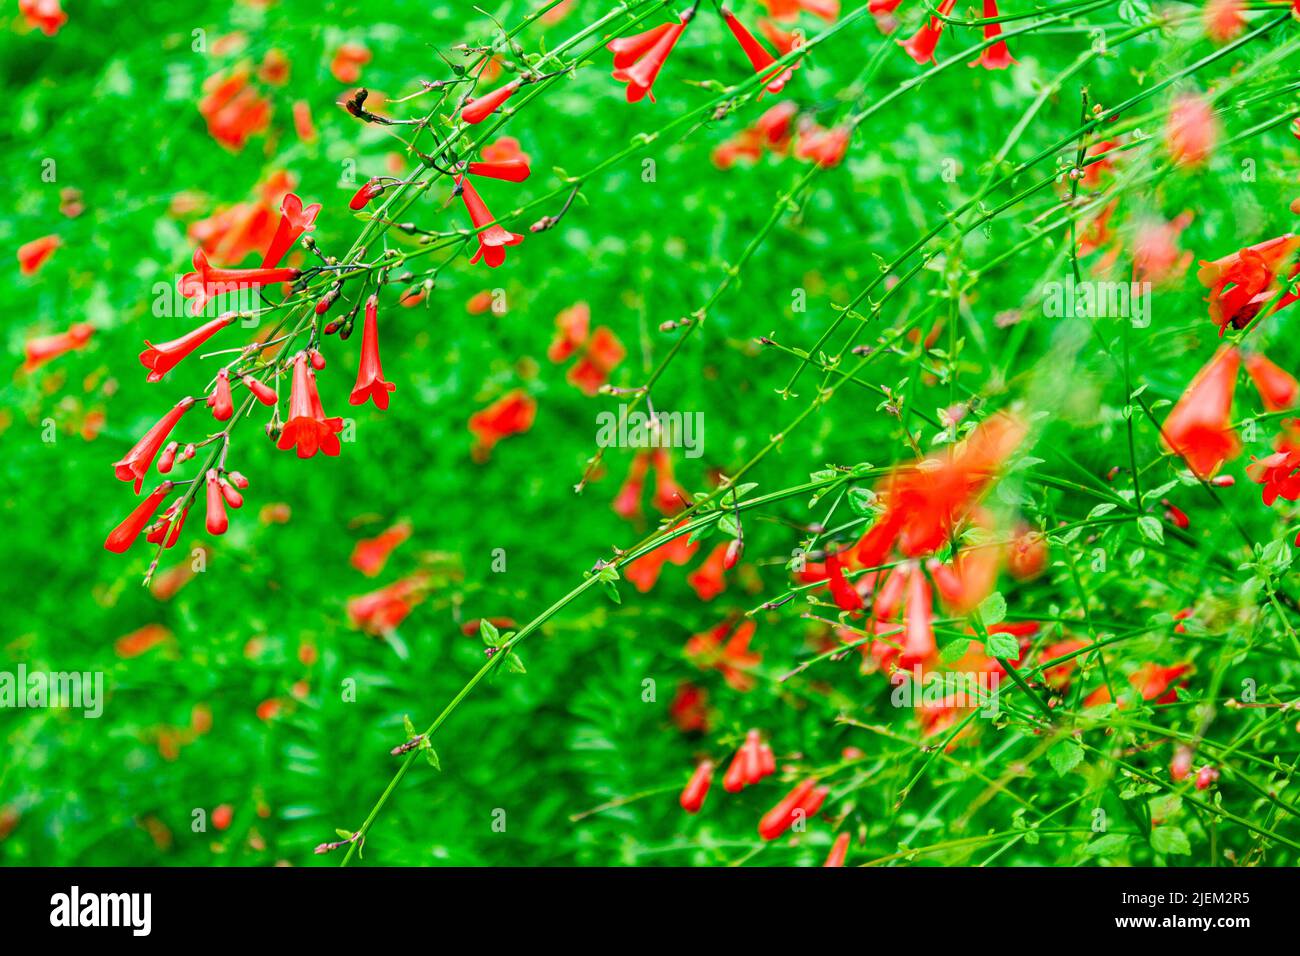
xmin=2 ymin=0 xmax=1299 ymax=866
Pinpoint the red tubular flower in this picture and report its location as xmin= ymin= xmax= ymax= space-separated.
xmin=825 ymin=549 xmax=863 ymax=611
xmin=1005 ymin=526 xmax=1047 ymax=581
xmin=460 ymin=81 xmax=521 ymax=125
xmin=1165 ymin=94 xmax=1217 ymax=168
xmin=19 ymin=0 xmax=67 ymax=35
xmin=139 ymin=313 xmax=237 ymax=383
xmin=899 ymin=0 xmax=957 ymax=65
xmin=1160 ymin=346 xmax=1241 ymax=478
xmin=456 ymin=175 xmax=524 ymax=268
xmin=1245 ymin=353 xmax=1298 ymax=412
xmin=18 ymin=235 xmax=61 ymax=275
xmin=1133 ymin=212 xmax=1194 ymax=286
xmin=855 ymin=413 xmax=1026 ymax=566
xmin=178 ymin=248 xmax=299 ymax=315
xmin=350 ymin=295 xmax=396 ymax=410
xmin=22 ymin=321 xmax=94 ymax=373
xmin=721 ymin=7 xmax=799 ymax=95
xmin=687 ymin=543 xmax=730 ymax=601
xmin=651 ymin=449 xmax=688 ymax=514
xmin=205 ymin=469 xmax=229 ymax=535
xmin=824 ymin=832 xmax=851 ymax=867
xmin=1197 ymin=235 xmax=1300 ymax=334
xmin=468 ymin=388 xmax=537 ymax=462
xmin=685 ymin=618 xmax=761 ymax=691
xmin=722 ymin=729 xmax=775 ymax=793
xmin=277 ymin=353 xmax=344 ymax=458
xmin=243 ymin=375 xmax=278 ymax=406
xmin=679 ymin=760 xmax=714 ymax=813
xmin=625 ymin=521 xmax=698 ymax=591
xmin=349 ymin=178 xmax=384 ymax=210
xmin=566 ymin=326 xmax=626 ymax=396
xmin=1195 ymin=766 xmax=1220 ymax=790
xmin=1204 ymin=0 xmax=1246 ymax=41
xmin=260 ymin=192 xmax=320 ymax=268
xmin=901 ymin=564 xmax=936 ymax=666
xmin=220 ymin=476 xmax=244 ymax=509
xmin=613 ymin=451 xmax=651 ymax=519
xmin=548 ymin=302 xmax=591 ymax=362
xmin=346 ymin=573 xmax=430 ymax=635
xmin=969 ymin=0 xmax=1016 ymax=70
xmin=330 ymin=43 xmax=371 ymax=84
xmin=607 ymin=22 xmax=675 ymax=68
xmin=113 ymin=398 xmax=195 ymax=492
xmin=611 ymin=13 xmax=691 ymax=103
xmin=480 ymin=137 xmax=531 ymax=165
xmin=466 ymin=158 xmax=532 ymax=182
xmin=1085 ymin=662 xmax=1191 ymax=708
xmin=794 ymin=123 xmax=851 ymax=168
xmin=758 ymin=778 xmax=824 ymax=841
xmin=1162 ymin=499 xmax=1190 ymax=530
xmin=351 ymin=521 xmax=412 ymax=577
xmin=104 ymin=482 xmax=174 ymax=553
xmin=208 ymin=369 xmax=234 ymax=421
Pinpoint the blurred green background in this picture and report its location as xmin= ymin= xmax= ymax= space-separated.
xmin=3 ymin=0 xmax=1299 ymax=865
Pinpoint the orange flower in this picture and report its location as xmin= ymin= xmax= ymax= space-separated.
xmin=350 ymin=521 xmax=412 ymax=577
xmin=22 ymin=321 xmax=94 ymax=372
xmin=1165 ymin=94 xmax=1217 ymax=168
xmin=1244 ymin=352 xmax=1298 ymax=412
xmin=330 ymin=43 xmax=371 ymax=84
xmin=469 ymin=388 xmax=536 ymax=462
xmin=686 ymin=618 xmax=761 ymax=691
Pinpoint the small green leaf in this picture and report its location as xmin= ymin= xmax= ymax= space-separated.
xmin=424 ymin=747 xmax=441 ymax=770
xmin=1047 ymin=739 xmax=1084 ymax=777
xmin=504 ymin=652 xmax=527 ymax=674
xmin=1150 ymin=826 xmax=1191 ymax=856
xmin=985 ymin=630 xmax=1019 ymax=659
xmin=1084 ymin=833 xmax=1130 ymax=857
xmin=940 ymin=638 xmax=973 ymax=664
xmin=403 ymin=714 xmax=416 ymax=738
xmin=479 ymin=619 xmax=501 ymax=647
xmin=1136 ymin=515 xmax=1164 ymax=545
xmin=978 ymin=591 xmax=1007 ymax=627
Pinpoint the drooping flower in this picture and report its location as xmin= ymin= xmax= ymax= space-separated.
xmin=349 ymin=295 xmax=396 ymax=410
xmin=277 ymin=352 xmax=345 ymax=458
xmin=21 ymin=321 xmax=94 ymax=373
xmin=1165 ymin=94 xmax=1217 ymax=168
xmin=1133 ymin=212 xmax=1194 ymax=285
xmin=207 ymin=369 xmax=234 ymax=421
xmin=350 ymin=521 xmax=412 ymax=577
xmin=650 ymin=449 xmax=688 ymax=514
xmin=969 ymin=0 xmax=1016 ymax=69
xmin=261 ymin=192 xmax=321 ymax=268
xmin=480 ymin=136 xmax=532 ymax=166
xmin=19 ymin=0 xmax=66 ymax=36
xmin=346 ymin=573 xmax=430 ymax=635
xmin=139 ymin=313 xmax=237 ymax=383
xmin=669 ymin=681 xmax=711 ymax=732
xmin=794 ymin=123 xmax=851 ymax=167
xmin=607 ymin=21 xmax=675 ymax=68
xmin=455 ymin=174 xmax=524 ymax=268
xmin=1160 ymin=346 xmax=1241 ymax=478
xmin=1084 ymin=662 xmax=1191 ymax=708
xmin=197 ymin=69 xmax=271 ymax=152
xmin=1244 ymin=352 xmax=1298 ymax=412
xmin=330 ymin=43 xmax=371 ymax=84
xmin=105 ymin=482 xmax=175 ymax=553
xmin=854 ymin=412 xmax=1026 ymax=566
xmin=293 ymin=100 xmax=317 ymax=143
xmin=468 ymin=388 xmax=537 ymax=462
xmin=178 ymin=248 xmax=299 ymax=316
xmin=624 ymin=522 xmax=699 ymax=592
xmin=685 ymin=618 xmax=761 ymax=691
xmin=18 ymin=235 xmax=61 ymax=275
xmin=460 ymin=80 xmax=521 ymax=124
xmin=243 ymin=375 xmax=278 ymax=406
xmin=113 ymin=399 xmax=195 ymax=492
xmin=611 ymin=12 xmax=692 ymax=103
xmin=567 ymin=326 xmax=626 ymax=395
xmin=547 ymin=303 xmax=591 ymax=362
xmin=825 ymin=548 xmax=863 ymax=611
xmin=899 ymin=0 xmax=957 ymax=65
xmin=613 ymin=452 xmax=651 ymax=519
xmin=205 ymin=469 xmax=229 ymax=535
xmin=679 ymin=760 xmax=714 ymax=813
xmin=721 ymin=7 xmax=799 ymax=95
xmin=687 ymin=543 xmax=730 ymax=601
